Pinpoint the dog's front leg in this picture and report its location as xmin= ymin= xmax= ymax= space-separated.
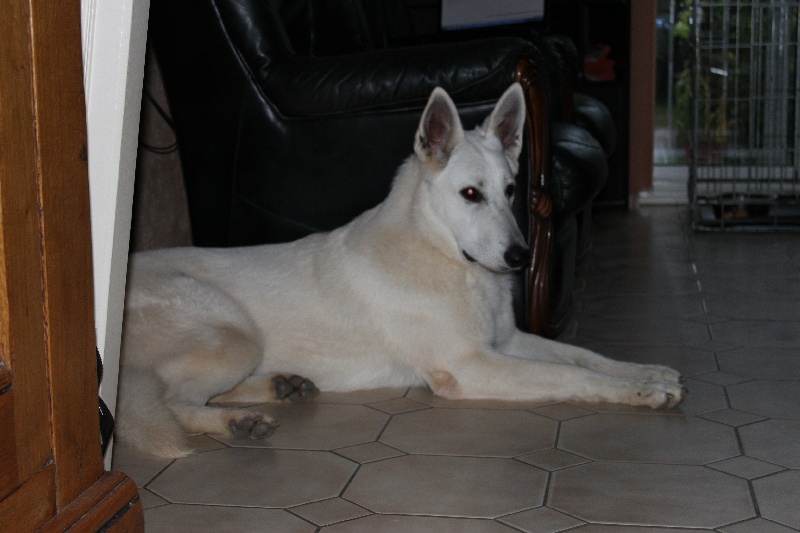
xmin=432 ymin=349 xmax=685 ymax=408
xmin=498 ymin=330 xmax=683 ymax=385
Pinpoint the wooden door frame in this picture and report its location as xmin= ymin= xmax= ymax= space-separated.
xmin=0 ymin=0 xmax=142 ymax=529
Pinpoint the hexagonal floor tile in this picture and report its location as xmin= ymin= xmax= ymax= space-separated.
xmin=499 ymin=506 xmax=585 ymax=532
xmin=148 ymin=448 xmax=356 ymax=507
xmin=215 ymin=402 xmax=389 ymax=450
xmin=718 ymin=347 xmax=800 ymax=380
xmin=321 ymin=514 xmax=519 ymax=532
xmin=707 ymin=456 xmax=785 ymax=480
xmin=740 ymin=419 xmax=800 ymax=469
xmin=752 ymin=470 xmax=800 ymax=530
xmin=728 ymin=380 xmax=800 ymax=419
xmin=379 ymin=408 xmax=557 ymax=457
xmin=720 ymin=517 xmax=800 ymax=533
xmin=549 ymin=462 xmax=755 ymax=528
xmin=290 ymin=497 xmax=371 ymax=527
xmin=576 ymin=317 xmax=709 ymax=345
xmin=558 ymin=413 xmax=738 ymax=464
xmin=710 ymin=321 xmax=800 ymax=349
xmin=343 ymin=455 xmax=547 ymax=518
xmin=579 ymin=343 xmax=718 ymax=379
xmin=143 ymin=504 xmax=314 ymax=533
xmin=568 ymin=526 xmax=704 ymax=533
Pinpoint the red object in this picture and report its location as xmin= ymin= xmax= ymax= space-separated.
xmin=583 ymin=44 xmax=615 ymax=81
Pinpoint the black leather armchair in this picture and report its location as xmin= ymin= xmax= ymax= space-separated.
xmin=148 ymin=0 xmax=601 ymax=336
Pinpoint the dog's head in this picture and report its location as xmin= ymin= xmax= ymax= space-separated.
xmin=414 ymin=84 xmax=530 ymax=273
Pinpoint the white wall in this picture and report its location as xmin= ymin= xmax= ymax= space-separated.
xmin=81 ymin=0 xmax=150 ymax=467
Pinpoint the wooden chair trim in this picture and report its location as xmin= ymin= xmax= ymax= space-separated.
xmin=516 ymin=59 xmax=553 ymax=336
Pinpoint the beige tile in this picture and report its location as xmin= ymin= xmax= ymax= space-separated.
xmin=334 ymin=441 xmax=404 ymax=464
xmin=111 ymin=441 xmax=173 ymax=487
xmin=321 ymin=514 xmax=519 ymax=532
xmin=290 ymin=498 xmax=370 ymax=526
xmin=559 ymin=413 xmax=738 ymax=464
xmin=186 ymin=433 xmax=230 ymax=452
xmin=720 ymin=517 xmax=800 ymax=533
xmin=516 ymin=448 xmax=590 ymax=471
xmin=568 ymin=526 xmax=706 ymax=533
xmin=137 ymin=488 xmax=169 ymax=510
xmin=580 ymin=272 xmax=700 ymax=297
xmin=579 ymin=292 xmax=704 ymax=317
xmin=673 ymin=377 xmax=731 ymax=415
xmin=343 ymin=455 xmax=547 ymax=518
xmin=739 ymin=420 xmax=800 ymax=469
xmin=529 ymin=403 xmax=594 ymax=421
xmin=550 ymin=462 xmax=755 ymax=528
xmin=752 ymin=471 xmax=800 ymax=530
xmin=148 ymin=448 xmax=356 ymax=507
xmin=699 ymin=408 xmax=767 ymax=427
xmin=710 ymin=321 xmax=800 ymax=349
xmin=576 ymin=317 xmax=709 ymax=345
xmin=728 ymin=380 xmax=800 ymax=419
xmin=143 ymin=504 xmax=315 ymax=533
xmin=216 ymin=403 xmax=388 ymax=451
xmin=380 ymin=408 xmax=557 ymax=457
xmin=577 ymin=343 xmax=717 ymax=379
xmin=704 ymin=294 xmax=800 ymax=321
xmin=719 ymin=347 xmax=800 ymax=380
xmin=695 ymin=371 xmax=750 ymax=386
xmin=708 ymin=456 xmax=785 ymax=480
xmin=366 ymin=396 xmax=430 ymax=415
xmin=499 ymin=506 xmax=584 ymax=532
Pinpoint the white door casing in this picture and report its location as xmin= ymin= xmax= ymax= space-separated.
xmin=81 ymin=0 xmax=150 ymax=467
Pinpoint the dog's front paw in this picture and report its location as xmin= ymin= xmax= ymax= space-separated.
xmin=635 ymin=364 xmax=684 ymax=385
xmin=634 ymin=381 xmax=687 ymax=409
xmin=273 ymin=375 xmax=320 ymax=402
xmin=228 ymin=414 xmax=278 ymax=440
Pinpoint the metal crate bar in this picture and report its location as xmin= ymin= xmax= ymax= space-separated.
xmin=690 ymin=0 xmax=800 ymax=230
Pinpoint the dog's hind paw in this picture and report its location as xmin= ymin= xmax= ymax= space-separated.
xmin=228 ymin=415 xmax=278 ymax=440
xmin=273 ymin=375 xmax=320 ymax=402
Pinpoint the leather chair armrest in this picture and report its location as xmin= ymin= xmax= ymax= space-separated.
xmin=549 ymin=123 xmax=608 ymax=224
xmin=573 ymin=92 xmax=617 ymax=157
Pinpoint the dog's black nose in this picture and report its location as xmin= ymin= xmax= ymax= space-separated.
xmin=504 ymin=244 xmax=531 ymax=269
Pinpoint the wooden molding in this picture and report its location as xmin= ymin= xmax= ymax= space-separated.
xmin=516 ymin=59 xmax=554 ymax=336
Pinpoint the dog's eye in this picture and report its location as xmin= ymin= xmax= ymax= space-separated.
xmin=505 ymin=184 xmax=516 ymax=199
xmin=460 ymin=187 xmax=484 ymax=203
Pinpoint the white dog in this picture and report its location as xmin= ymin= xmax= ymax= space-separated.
xmin=117 ymin=84 xmax=685 ymax=458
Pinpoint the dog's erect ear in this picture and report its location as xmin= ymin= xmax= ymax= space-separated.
xmin=414 ymin=87 xmax=465 ymax=166
xmin=485 ymin=83 xmax=527 ymax=161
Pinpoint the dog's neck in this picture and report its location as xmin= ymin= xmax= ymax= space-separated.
xmin=370 ymin=156 xmax=466 ymax=270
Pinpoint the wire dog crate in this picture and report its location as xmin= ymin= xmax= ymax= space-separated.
xmin=689 ymin=0 xmax=800 ymax=230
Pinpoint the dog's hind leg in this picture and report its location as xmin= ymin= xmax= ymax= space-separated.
xmin=158 ymin=324 xmax=283 ymax=440
xmin=169 ymin=402 xmax=277 ymax=440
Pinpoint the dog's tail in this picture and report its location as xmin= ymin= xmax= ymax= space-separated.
xmin=115 ymin=367 xmax=194 ymax=459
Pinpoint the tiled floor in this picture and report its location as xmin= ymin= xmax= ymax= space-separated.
xmin=112 ymin=206 xmax=800 ymax=532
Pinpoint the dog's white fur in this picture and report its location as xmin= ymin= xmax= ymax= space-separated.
xmin=117 ymin=84 xmax=685 ymax=458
